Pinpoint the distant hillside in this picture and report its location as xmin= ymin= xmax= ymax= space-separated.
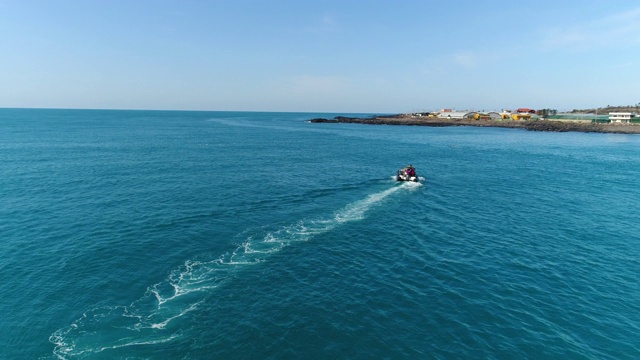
xmin=570 ymin=105 xmax=640 ymax=114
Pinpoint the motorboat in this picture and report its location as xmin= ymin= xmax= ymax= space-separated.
xmin=396 ymin=165 xmax=418 ymax=182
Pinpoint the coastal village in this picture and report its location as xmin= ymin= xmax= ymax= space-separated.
xmin=410 ymin=107 xmax=639 ymax=124
xmin=309 ymin=105 xmax=640 ymax=134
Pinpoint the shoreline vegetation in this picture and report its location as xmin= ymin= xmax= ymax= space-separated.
xmin=308 ymin=114 xmax=640 ymax=134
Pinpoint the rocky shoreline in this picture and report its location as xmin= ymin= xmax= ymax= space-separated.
xmin=308 ymin=114 xmax=640 ymax=134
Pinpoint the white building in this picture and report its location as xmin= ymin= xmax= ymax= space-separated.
xmin=437 ymin=111 xmax=477 ymax=119
xmin=609 ymin=112 xmax=638 ymax=123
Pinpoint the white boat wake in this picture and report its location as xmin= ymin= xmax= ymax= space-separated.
xmin=50 ymin=182 xmax=420 ymax=358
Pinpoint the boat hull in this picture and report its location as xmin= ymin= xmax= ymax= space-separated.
xmin=396 ymin=167 xmax=418 ymax=182
xmin=396 ymin=175 xmax=418 ymax=182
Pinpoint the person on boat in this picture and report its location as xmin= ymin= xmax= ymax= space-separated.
xmin=406 ymin=164 xmax=416 ymax=177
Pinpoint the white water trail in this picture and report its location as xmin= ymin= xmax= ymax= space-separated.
xmin=50 ymin=183 xmax=417 ymax=359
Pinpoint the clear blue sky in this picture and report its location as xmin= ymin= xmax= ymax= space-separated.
xmin=1 ymin=0 xmax=639 ymax=113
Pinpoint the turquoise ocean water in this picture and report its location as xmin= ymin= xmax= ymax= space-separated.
xmin=1 ymin=109 xmax=639 ymax=359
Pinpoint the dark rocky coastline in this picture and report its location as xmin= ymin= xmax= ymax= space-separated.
xmin=308 ymin=115 xmax=640 ymax=134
